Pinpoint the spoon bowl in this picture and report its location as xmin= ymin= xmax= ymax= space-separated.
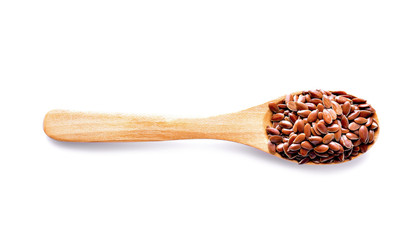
xmin=44 ymin=90 xmax=379 ymax=165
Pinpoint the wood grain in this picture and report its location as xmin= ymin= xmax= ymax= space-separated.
xmin=43 ymin=99 xmax=276 ymax=153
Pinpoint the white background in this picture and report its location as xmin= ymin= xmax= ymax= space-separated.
xmin=1 ymin=0 xmax=417 ymax=239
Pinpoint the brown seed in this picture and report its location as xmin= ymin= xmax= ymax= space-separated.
xmin=299 ymin=148 xmax=309 ymax=157
xmin=308 ymin=136 xmax=323 ymax=145
xmin=294 ymin=134 xmax=306 ymax=144
xmin=327 ymin=123 xmax=340 ymax=132
xmin=353 ymin=146 xmax=360 ymax=152
xmin=322 ymin=109 xmax=332 ymax=124
xmin=336 ymin=96 xmax=350 ymax=104
xmin=320 ymin=157 xmax=334 ymax=163
xmin=301 ymin=141 xmax=313 ymax=150
xmin=277 ymin=104 xmax=287 ymax=109
xmin=282 ymin=128 xmax=293 ymax=135
xmin=293 ymin=119 xmax=304 ymax=133
xmin=358 ymin=103 xmax=370 ymax=108
xmin=266 ymin=127 xmax=280 ymax=135
xmin=337 ymin=152 xmax=345 ymax=161
xmin=298 ymin=157 xmax=310 ymax=164
xmin=309 ymin=98 xmax=322 ymax=106
xmin=329 ymin=142 xmax=342 ymax=151
xmin=312 ymin=123 xmax=321 ymax=135
xmin=342 ymin=94 xmax=357 ymax=99
xmin=270 ymin=135 xmax=283 ymax=144
xmin=288 ymin=143 xmax=301 ymax=151
xmin=354 ymin=117 xmax=368 ymax=124
xmin=371 ymin=121 xmax=379 ymax=130
xmin=297 ymin=95 xmax=306 ymax=103
xmin=314 ymin=144 xmax=329 ymax=153
xmin=347 ymin=110 xmax=360 ymax=120
xmin=271 ymin=113 xmax=285 ymax=121
xmin=273 ymin=122 xmax=280 ymax=128
xmin=305 ymin=103 xmax=317 ymax=110
xmin=285 ymin=94 xmax=293 ymax=104
xmin=288 ymin=134 xmax=297 ymax=145
xmin=323 ymin=133 xmax=334 ymax=144
xmin=315 ymin=152 xmax=330 ymax=159
xmin=304 ymin=124 xmax=312 ymax=138
xmin=359 ymin=110 xmax=372 ymax=118
xmin=309 ymin=90 xmax=323 ymax=99
xmin=268 ymin=141 xmax=276 ymax=153
xmin=318 ymin=112 xmax=323 ymax=120
xmin=283 ymin=143 xmax=290 ymax=157
xmin=365 ymin=117 xmax=373 ymax=127
xmin=352 ymin=98 xmax=367 ymax=104
xmin=334 ymin=119 xmax=341 ymax=126
xmin=345 ymin=148 xmax=353 ymax=158
xmin=307 ymin=110 xmax=318 ymax=122
xmin=360 ymin=144 xmax=368 ymax=153
xmin=287 ymin=101 xmax=298 ymax=111
xmin=334 ymin=129 xmax=342 ymax=142
xmin=317 ymin=103 xmax=324 ymax=112
xmin=341 ymin=135 xmax=353 ymax=149
xmin=320 ymin=90 xmax=329 ymax=96
xmin=353 ymin=139 xmax=362 ymax=147
xmin=331 ymin=91 xmax=347 ymax=95
xmin=348 ymin=122 xmax=361 ymax=131
xmin=308 ymin=151 xmax=317 ymax=159
xmin=359 ymin=125 xmax=369 ymax=143
xmin=341 ymin=115 xmax=349 ymax=129
xmin=268 ymin=102 xmax=279 ymax=113
xmin=368 ymin=130 xmax=375 ymax=143
xmin=342 ymin=101 xmax=351 ymax=116
xmin=323 ymin=90 xmax=332 ymax=96
xmin=296 ymin=102 xmax=308 ymax=110
xmin=331 ymin=101 xmax=343 ymax=115
xmin=346 ymin=133 xmax=359 ymax=140
xmin=317 ymin=120 xmax=328 ymax=134
xmin=341 ymin=128 xmax=350 ymax=134
xmin=317 ymin=153 xmax=330 ymax=158
xmin=289 ymin=112 xmax=298 ymax=123
xmin=276 ymin=143 xmax=284 ymax=152
xmin=279 ymin=120 xmax=293 ymax=129
xmin=335 ymin=118 xmax=342 ymax=124
xmin=322 ymin=95 xmax=332 ymax=108
xmin=328 ymin=109 xmax=337 ymax=120
xmin=297 ymin=110 xmax=311 ymax=118
xmin=287 ymin=152 xmax=297 ymax=159
xmin=305 ymin=94 xmax=311 ymax=102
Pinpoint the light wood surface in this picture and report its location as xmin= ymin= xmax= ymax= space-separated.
xmin=44 ymin=101 xmax=274 ymax=150
xmin=43 ymin=92 xmax=379 ymax=165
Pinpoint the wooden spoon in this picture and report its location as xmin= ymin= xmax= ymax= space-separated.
xmin=43 ymin=91 xmax=379 ymax=164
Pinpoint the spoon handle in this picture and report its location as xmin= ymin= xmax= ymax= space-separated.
xmin=43 ymin=109 xmax=261 ymax=143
